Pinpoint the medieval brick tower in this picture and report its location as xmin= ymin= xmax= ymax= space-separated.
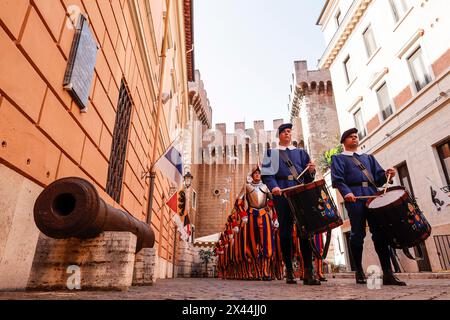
xmin=192 ymin=120 xmax=282 ymax=238
xmin=288 ymin=61 xmax=340 ymax=174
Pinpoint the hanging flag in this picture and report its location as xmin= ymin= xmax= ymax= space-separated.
xmin=177 ymin=190 xmax=187 ymax=219
xmin=166 ymin=190 xmax=178 ymax=214
xmin=184 ymin=214 xmax=191 ymax=237
xmin=166 ymin=189 xmax=189 ymax=241
xmin=426 ymin=177 xmax=450 ymax=213
xmin=154 ymin=142 xmax=183 ymax=187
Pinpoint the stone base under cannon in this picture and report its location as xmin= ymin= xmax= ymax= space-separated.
xmin=132 ymin=248 xmax=156 ymax=286
xmin=27 ymin=232 xmax=138 ymax=291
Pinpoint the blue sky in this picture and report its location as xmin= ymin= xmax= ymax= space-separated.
xmin=194 ymin=0 xmax=327 ymax=132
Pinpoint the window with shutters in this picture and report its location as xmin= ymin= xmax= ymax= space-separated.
xmin=437 ymin=139 xmax=450 ymax=185
xmin=376 ymin=82 xmax=393 ymax=121
xmin=362 ymin=25 xmax=378 ymax=58
xmin=407 ymin=47 xmax=432 ymax=92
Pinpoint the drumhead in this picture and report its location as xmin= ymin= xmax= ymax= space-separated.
xmin=368 ymin=189 xmax=406 ymax=209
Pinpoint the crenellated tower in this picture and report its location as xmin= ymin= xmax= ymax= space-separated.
xmin=288 ymin=60 xmax=340 ymax=174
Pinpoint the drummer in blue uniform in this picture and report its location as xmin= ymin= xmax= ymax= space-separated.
xmin=330 ymin=128 xmax=406 ymax=286
xmin=261 ymin=123 xmax=321 ymax=285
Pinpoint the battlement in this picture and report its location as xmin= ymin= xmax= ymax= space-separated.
xmin=292 ymin=60 xmax=333 ymax=95
xmin=189 ymin=70 xmax=213 ymax=128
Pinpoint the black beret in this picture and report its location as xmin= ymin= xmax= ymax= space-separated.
xmin=277 ymin=123 xmax=293 ymax=135
xmin=340 ymin=128 xmax=358 ymax=143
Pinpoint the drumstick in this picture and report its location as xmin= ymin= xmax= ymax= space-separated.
xmin=383 ymin=173 xmax=392 ymax=194
xmin=276 ymin=165 xmax=311 ymax=194
xmin=276 ymin=165 xmax=312 ymax=195
xmin=295 ymin=165 xmax=311 ymax=181
xmin=355 ymin=195 xmax=378 ymax=199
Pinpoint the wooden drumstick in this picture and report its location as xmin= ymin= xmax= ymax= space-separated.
xmin=355 ymin=195 xmax=378 ymax=199
xmin=295 ymin=164 xmax=311 ymax=181
xmin=383 ymin=173 xmax=392 ymax=194
xmin=277 ymin=165 xmax=312 ymax=194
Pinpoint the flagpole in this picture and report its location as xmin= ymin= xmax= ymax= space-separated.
xmin=146 ymin=0 xmax=171 ymax=225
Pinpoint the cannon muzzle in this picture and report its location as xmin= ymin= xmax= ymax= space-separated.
xmin=33 ymin=177 xmax=155 ymax=252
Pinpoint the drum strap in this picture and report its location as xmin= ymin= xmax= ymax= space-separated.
xmin=279 ymin=150 xmax=301 ymax=184
xmin=310 ymin=230 xmax=332 ymax=260
xmin=403 ymin=245 xmax=425 ymax=261
xmin=350 ymin=156 xmax=378 ymax=189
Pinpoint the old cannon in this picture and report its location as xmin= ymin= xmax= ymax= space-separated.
xmin=33 ymin=177 xmax=155 ymax=252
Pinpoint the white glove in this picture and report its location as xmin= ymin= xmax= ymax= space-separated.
xmin=233 ymin=226 xmax=240 ymax=233
xmin=229 ymin=233 xmax=234 ymax=239
xmin=242 ymin=216 xmax=248 ymax=224
xmin=273 ymin=219 xmax=279 ymax=228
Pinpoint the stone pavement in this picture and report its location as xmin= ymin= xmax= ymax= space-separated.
xmin=0 ymin=276 xmax=450 ymax=300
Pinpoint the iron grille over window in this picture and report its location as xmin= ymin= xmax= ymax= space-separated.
xmin=106 ymin=80 xmax=133 ymax=202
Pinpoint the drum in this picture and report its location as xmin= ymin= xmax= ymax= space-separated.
xmin=283 ymin=179 xmax=343 ymax=238
xmin=366 ymin=186 xmax=431 ymax=250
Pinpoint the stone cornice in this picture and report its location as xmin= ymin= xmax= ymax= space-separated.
xmin=318 ymin=0 xmax=372 ymax=69
xmin=396 ymin=28 xmax=425 ymax=59
xmin=183 ymin=0 xmax=194 ymax=82
xmin=368 ymin=67 xmax=389 ymax=90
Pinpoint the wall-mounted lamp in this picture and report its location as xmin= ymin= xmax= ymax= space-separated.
xmin=183 ymin=171 xmax=193 ymax=189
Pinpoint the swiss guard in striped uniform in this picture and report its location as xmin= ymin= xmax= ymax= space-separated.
xmin=270 ymin=201 xmax=284 ymax=280
xmin=238 ymin=165 xmax=274 ymax=280
xmin=313 ymin=233 xmax=327 ymax=281
xmin=292 ymin=224 xmax=305 ymax=280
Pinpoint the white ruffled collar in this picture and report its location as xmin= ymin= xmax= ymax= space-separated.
xmin=342 ymin=150 xmax=363 ymax=156
xmin=276 ymin=145 xmax=296 ymax=150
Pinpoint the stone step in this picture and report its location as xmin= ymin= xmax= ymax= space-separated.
xmin=329 ymin=271 xmax=450 ymax=279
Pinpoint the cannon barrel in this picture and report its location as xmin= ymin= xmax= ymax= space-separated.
xmin=33 ymin=177 xmax=155 ymax=252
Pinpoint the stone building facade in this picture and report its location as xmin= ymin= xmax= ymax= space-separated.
xmin=171 ymin=69 xmax=213 ymax=278
xmin=317 ymin=0 xmax=450 ymax=272
xmin=0 ymin=0 xmax=195 ymax=290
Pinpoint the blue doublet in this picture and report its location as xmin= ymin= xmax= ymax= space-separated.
xmin=331 ymin=152 xmax=387 ymax=198
xmin=330 ymin=151 xmax=392 ymax=271
xmin=262 ymin=147 xmax=315 ymax=226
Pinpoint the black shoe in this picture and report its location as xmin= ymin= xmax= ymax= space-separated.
xmin=285 ymin=270 xmax=297 ymax=284
xmin=262 ymin=276 xmax=272 ymax=281
xmin=355 ymin=270 xmax=367 ymax=284
xmin=383 ymin=272 xmax=406 ymax=286
xmin=303 ymin=269 xmax=321 ymax=285
xmin=318 ymin=276 xmax=327 ymax=282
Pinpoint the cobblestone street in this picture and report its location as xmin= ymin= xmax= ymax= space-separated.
xmin=1 ymin=275 xmax=450 ymax=300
